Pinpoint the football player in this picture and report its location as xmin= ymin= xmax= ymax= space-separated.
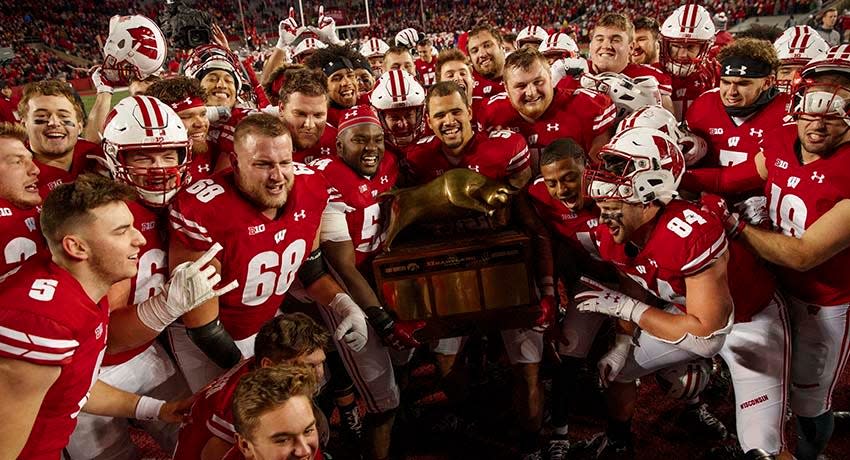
xmin=683 ymin=45 xmax=850 ymax=460
xmin=144 ymin=76 xmax=220 ymax=180
xmin=415 ymin=37 xmax=437 ymax=87
xmin=175 ymin=314 xmax=329 ymax=460
xmin=312 ymin=106 xmax=422 ymax=460
xmin=17 ymin=80 xmax=100 ymax=197
xmin=0 ymin=122 xmax=45 ymax=281
xmin=168 ymin=114 xmax=369 ymax=391
xmin=66 ymin=95 xmax=197 ymax=459
xmin=477 ymin=47 xmax=616 ymax=168
xmin=516 ymin=25 xmax=549 ymax=50
xmin=773 ymin=25 xmax=829 ymax=93
xmin=183 ymin=44 xmax=258 ymax=164
xmin=306 ymin=45 xmax=361 ymax=126
xmin=228 ymin=364 xmax=323 ymax=460
xmin=585 ymin=13 xmax=674 ymax=113
xmin=467 ymin=24 xmax=507 ymax=99
xmin=383 ymin=45 xmax=417 ymax=78
xmin=656 ymin=4 xmax=720 ymax=120
xmin=408 ymin=81 xmax=556 ymax=460
xmin=576 ymin=128 xmax=790 ymax=458
xmin=687 ymin=38 xmax=790 ymax=180
xmin=0 ymin=174 xmax=231 ymax=458
xmin=360 ymin=38 xmax=391 ymax=77
xmin=370 ymin=69 xmax=427 ymax=162
xmin=526 ymin=139 xmax=615 ymax=459
xmin=631 ymin=16 xmax=661 ymax=65
xmin=436 ymin=48 xmax=483 ymax=115
xmin=277 ymin=68 xmax=337 ymax=164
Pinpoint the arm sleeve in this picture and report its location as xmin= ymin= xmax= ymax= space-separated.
xmin=168 ymin=198 xmax=215 ymax=253
xmin=320 ymin=202 xmax=353 ymax=243
xmin=680 ymin=161 xmax=764 ymax=195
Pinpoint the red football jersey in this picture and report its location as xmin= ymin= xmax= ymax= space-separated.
xmin=34 ymin=138 xmax=100 ymax=198
xmin=0 ymin=198 xmax=45 ymax=282
xmin=327 ymin=104 xmax=347 ymax=128
xmin=189 ymin=142 xmax=222 ymax=182
xmin=761 ymin=123 xmax=850 ymax=305
xmin=656 ymin=62 xmax=719 ymax=121
xmin=0 ymin=257 xmax=109 ymax=459
xmin=169 ymin=167 xmax=330 ymax=339
xmin=687 ymin=89 xmax=791 ymax=168
xmin=175 ymin=359 xmax=253 ymax=459
xmin=208 ymin=107 xmax=256 ymax=161
xmin=405 ymin=129 xmax=529 ymax=184
xmin=310 ymin=153 xmax=399 ymax=266
xmin=415 ymin=57 xmax=437 ymax=87
xmin=293 ymin=125 xmax=338 ymax=164
xmin=594 ymin=200 xmax=773 ymax=322
xmin=472 ymin=69 xmax=505 ymax=99
xmin=526 ymin=178 xmax=600 ymax=258
xmin=477 ymin=88 xmax=616 ymax=167
xmin=103 ymin=200 xmax=168 ymax=366
xmin=587 ymin=60 xmax=673 ymax=96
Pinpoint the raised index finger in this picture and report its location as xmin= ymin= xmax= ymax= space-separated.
xmin=188 ymin=242 xmax=223 ymax=272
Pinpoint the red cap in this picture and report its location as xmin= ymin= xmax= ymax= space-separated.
xmin=337 ymin=105 xmax=382 ymax=132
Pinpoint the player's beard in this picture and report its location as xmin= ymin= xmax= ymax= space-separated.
xmin=238 ymin=173 xmax=293 ymax=211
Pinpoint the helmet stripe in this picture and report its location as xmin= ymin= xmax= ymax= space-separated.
xmin=133 ymin=96 xmax=155 ymax=137
xmin=148 ymin=95 xmax=165 ymax=129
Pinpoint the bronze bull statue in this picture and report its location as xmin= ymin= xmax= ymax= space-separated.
xmin=381 ymin=168 xmax=517 ymax=251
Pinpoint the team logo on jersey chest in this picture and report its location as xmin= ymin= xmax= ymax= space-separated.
xmin=811 ymin=171 xmax=825 ymax=184
xmin=727 ymin=136 xmax=740 ymax=147
xmin=294 ymin=209 xmax=307 ymax=221
xmin=749 ymin=128 xmax=763 ymax=137
xmin=320 ymin=147 xmax=331 ymax=155
xmin=380 ymin=175 xmax=389 ymax=184
xmin=197 ymin=163 xmax=211 ymax=173
xmin=274 ymin=229 xmax=287 ymax=244
xmin=248 ymin=223 xmax=266 ymax=235
xmin=0 ymin=207 xmax=10 ymax=217
xmin=25 ymin=217 xmax=37 ymax=232
xmin=787 ymin=176 xmax=801 ymax=188
xmin=774 ymin=159 xmax=789 ymax=169
xmin=141 ymin=221 xmax=156 ymax=232
xmin=709 ymin=128 xmax=724 ymax=135
xmin=95 ymin=323 xmax=104 ymax=340
xmin=546 ymin=123 xmax=560 ymax=132
xmin=359 ymin=184 xmax=369 ymax=193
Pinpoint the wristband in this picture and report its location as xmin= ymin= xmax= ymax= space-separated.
xmin=135 ymin=396 xmax=165 ymax=421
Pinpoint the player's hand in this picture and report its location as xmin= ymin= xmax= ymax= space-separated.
xmin=733 ymin=195 xmax=769 ymax=227
xmin=532 ymin=295 xmax=558 ymax=332
xmin=575 ymin=277 xmax=649 ymax=324
xmin=211 ymin=23 xmax=232 ymax=52
xmin=158 ymin=397 xmax=194 ymax=424
xmin=550 ymin=57 xmax=588 ymax=85
xmin=168 ymin=243 xmax=240 ymax=311
xmin=678 ymin=131 xmax=708 ymax=166
xmin=277 ymin=7 xmax=300 ymax=48
xmin=364 ymin=306 xmax=425 ymax=349
xmin=90 ymin=66 xmax=115 ymax=94
xmin=598 ymin=334 xmax=632 ymax=387
xmin=333 ymin=298 xmax=369 ymax=352
xmin=312 ymin=5 xmax=342 ymax=45
xmin=700 ymin=193 xmax=746 ymax=238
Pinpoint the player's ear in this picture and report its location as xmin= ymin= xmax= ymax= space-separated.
xmin=236 ymin=433 xmax=253 ymax=456
xmin=62 ymin=234 xmax=89 ymax=261
xmin=258 ymin=356 xmax=274 ymax=368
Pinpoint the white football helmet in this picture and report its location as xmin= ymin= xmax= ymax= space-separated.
xmin=370 ymin=69 xmax=426 ymax=146
xmin=395 ymin=28 xmax=420 ymax=48
xmin=183 ymin=44 xmax=245 ymax=92
xmin=102 ymin=15 xmax=167 ymax=84
xmin=660 ymin=4 xmax=715 ymax=77
xmin=538 ymin=32 xmax=579 ymax=60
xmin=655 ymin=359 xmax=712 ymax=400
xmin=585 ymin=127 xmax=685 ymax=205
xmin=790 ymin=45 xmax=850 ymax=126
xmin=360 ymin=38 xmax=390 ymax=58
xmin=293 ymin=37 xmax=328 ymax=62
xmin=102 ymin=96 xmax=191 ymax=207
xmin=517 ymin=25 xmax=549 ymax=47
xmin=774 ymin=26 xmax=829 ymax=92
xmin=580 ymin=72 xmax=662 ymax=120
xmin=617 ymin=106 xmax=707 ymax=166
